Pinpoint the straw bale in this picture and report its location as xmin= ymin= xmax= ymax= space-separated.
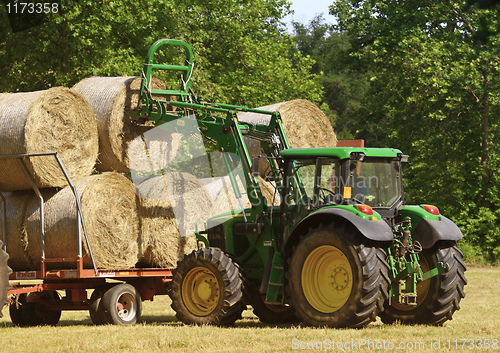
xmin=23 ymin=172 xmax=140 ymax=269
xmin=73 ymin=76 xmax=181 ymax=173
xmin=136 ymin=173 xmax=214 ymax=268
xmin=213 ymin=175 xmax=252 ymax=215
xmin=0 ymin=191 xmax=34 ymax=270
xmin=198 ymin=177 xmax=226 ymax=202
xmin=211 ymin=175 xmax=280 ymax=216
xmin=258 ymin=176 xmax=281 ymax=206
xmin=238 ymin=99 xmax=337 ymax=176
xmin=0 ymin=88 xmax=98 ymax=191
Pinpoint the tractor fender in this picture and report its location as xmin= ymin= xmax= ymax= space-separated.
xmin=290 ymin=208 xmax=394 ymax=243
xmin=411 ymin=216 xmax=462 ymax=249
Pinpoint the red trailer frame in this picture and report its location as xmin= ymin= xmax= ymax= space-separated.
xmin=1 ymin=153 xmax=176 ymax=325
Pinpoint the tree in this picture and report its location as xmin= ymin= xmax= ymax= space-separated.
xmin=291 ymin=15 xmax=377 ymax=142
xmin=330 ymin=0 xmax=500 ymax=261
xmin=0 ymin=0 xmax=321 ymax=107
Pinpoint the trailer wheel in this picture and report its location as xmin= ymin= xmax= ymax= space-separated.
xmin=100 ymin=284 xmax=142 ymax=325
xmin=287 ymin=223 xmax=390 ymax=328
xmin=22 ymin=291 xmax=62 ymax=326
xmin=249 ymin=293 xmax=299 ymax=324
xmin=89 ymin=284 xmax=115 ymax=325
xmin=9 ymin=293 xmax=27 ymax=326
xmin=169 ymin=247 xmax=244 ymax=326
xmin=379 ymin=242 xmax=467 ymax=325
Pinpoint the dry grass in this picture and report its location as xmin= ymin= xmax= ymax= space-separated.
xmin=0 ymin=266 xmax=497 ymax=353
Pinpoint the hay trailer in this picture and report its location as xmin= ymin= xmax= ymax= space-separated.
xmin=0 ymin=152 xmax=173 ymax=326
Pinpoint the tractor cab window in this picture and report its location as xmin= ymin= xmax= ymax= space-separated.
xmin=348 ymin=158 xmax=402 ymax=208
xmin=285 ymin=158 xmax=341 ymax=207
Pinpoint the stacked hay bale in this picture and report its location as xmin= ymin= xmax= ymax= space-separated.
xmin=72 ymin=76 xmax=181 ymax=173
xmin=0 ymin=81 xmax=326 ymax=272
xmin=238 ymin=99 xmax=337 ymax=176
xmin=0 ymin=87 xmax=106 ymax=270
xmin=135 ymin=173 xmax=214 ymax=268
xmin=0 ymin=191 xmax=34 ymax=271
xmin=1 ymin=173 xmax=141 ymax=271
xmin=0 ymin=88 xmax=98 ymax=190
xmin=72 ymin=76 xmax=194 ymax=268
xmin=23 ymin=173 xmax=140 ymax=270
xmin=212 ymin=175 xmax=280 ymax=216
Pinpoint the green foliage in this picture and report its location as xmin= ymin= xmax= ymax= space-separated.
xmin=330 ymin=0 xmax=500 ymax=262
xmin=291 ymin=16 xmax=380 ymax=144
xmin=0 ymin=0 xmax=321 ymax=106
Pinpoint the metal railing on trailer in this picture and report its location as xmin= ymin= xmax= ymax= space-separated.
xmin=0 ymin=152 xmax=98 ymax=278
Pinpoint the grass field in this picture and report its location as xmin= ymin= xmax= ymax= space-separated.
xmin=0 ymin=266 xmax=498 ymax=353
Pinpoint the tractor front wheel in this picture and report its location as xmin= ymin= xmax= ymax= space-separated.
xmin=287 ymin=223 xmax=390 ymax=328
xmin=169 ymin=247 xmax=244 ymax=326
xmin=379 ymin=242 xmax=467 ymax=325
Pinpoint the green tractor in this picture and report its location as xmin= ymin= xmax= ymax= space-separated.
xmin=133 ymin=39 xmax=467 ymax=328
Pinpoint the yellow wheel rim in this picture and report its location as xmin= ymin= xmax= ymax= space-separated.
xmin=391 ymin=255 xmax=431 ymax=311
xmin=302 ymin=245 xmax=353 ymax=313
xmin=182 ymin=267 xmax=220 ymax=316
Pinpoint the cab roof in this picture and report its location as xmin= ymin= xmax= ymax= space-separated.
xmin=280 ymin=147 xmax=403 ymax=159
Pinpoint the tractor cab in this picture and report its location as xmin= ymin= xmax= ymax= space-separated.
xmin=280 ymin=147 xmax=408 ymax=225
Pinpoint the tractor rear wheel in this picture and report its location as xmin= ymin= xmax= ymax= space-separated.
xmin=287 ymin=223 xmax=390 ymax=328
xmin=379 ymin=242 xmax=467 ymax=325
xmin=169 ymin=247 xmax=244 ymax=326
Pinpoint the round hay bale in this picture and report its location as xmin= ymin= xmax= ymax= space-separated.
xmin=72 ymin=76 xmax=181 ymax=173
xmin=127 ymin=127 xmax=183 ymax=175
xmin=0 ymin=191 xmax=35 ymax=271
xmin=136 ymin=173 xmax=214 ymax=268
xmin=258 ymin=176 xmax=281 ymax=206
xmin=0 ymin=88 xmax=99 ymax=191
xmin=213 ymin=175 xmax=252 ymax=215
xmin=212 ymin=176 xmax=279 ymax=215
xmin=23 ymin=172 xmax=140 ymax=269
xmin=238 ymin=99 xmax=337 ymax=176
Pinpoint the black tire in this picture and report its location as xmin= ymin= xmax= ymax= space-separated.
xmin=89 ymin=284 xmax=115 ymax=325
xmin=100 ymin=284 xmax=142 ymax=325
xmin=169 ymin=247 xmax=244 ymax=326
xmin=286 ymin=223 xmax=390 ymax=328
xmin=249 ymin=293 xmax=299 ymax=324
xmin=379 ymin=242 xmax=467 ymax=326
xmin=21 ymin=291 xmax=62 ymax=326
xmin=9 ymin=293 xmax=26 ymax=326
